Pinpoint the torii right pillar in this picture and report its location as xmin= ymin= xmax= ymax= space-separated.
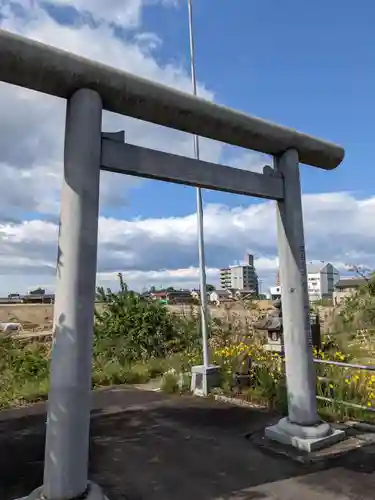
xmin=265 ymin=149 xmax=345 ymax=452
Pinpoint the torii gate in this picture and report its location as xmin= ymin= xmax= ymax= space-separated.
xmin=0 ymin=30 xmax=345 ymax=500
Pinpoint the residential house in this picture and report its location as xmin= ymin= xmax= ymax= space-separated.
xmin=333 ymin=277 xmax=367 ymax=305
xmin=209 ymin=289 xmax=232 ymax=306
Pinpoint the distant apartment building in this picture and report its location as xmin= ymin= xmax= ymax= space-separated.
xmin=307 ymin=262 xmax=340 ymax=301
xmin=220 ymin=253 xmax=259 ymax=294
xmin=272 ymin=261 xmax=340 ymax=302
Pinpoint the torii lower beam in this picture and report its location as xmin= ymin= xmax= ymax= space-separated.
xmin=100 ymin=137 xmax=284 ymax=200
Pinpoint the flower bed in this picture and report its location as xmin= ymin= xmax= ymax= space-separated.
xmin=207 ymin=340 xmax=375 ymax=423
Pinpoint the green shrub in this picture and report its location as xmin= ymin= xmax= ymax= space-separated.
xmin=0 ymin=336 xmax=50 ymax=409
xmin=94 ymin=273 xmax=201 ymax=364
xmin=160 ymin=371 xmax=179 ymax=394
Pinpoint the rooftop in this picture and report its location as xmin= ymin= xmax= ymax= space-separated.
xmin=335 ymin=277 xmax=367 ymax=289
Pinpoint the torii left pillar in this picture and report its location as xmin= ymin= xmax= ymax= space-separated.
xmin=20 ymin=89 xmax=108 ymax=499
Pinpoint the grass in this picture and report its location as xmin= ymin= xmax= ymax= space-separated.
xmin=160 ymin=371 xmax=180 ymax=394
xmin=0 ymin=333 xmax=196 ymax=411
xmin=0 ymin=329 xmax=371 ymax=423
xmin=0 ymin=335 xmax=173 ymax=410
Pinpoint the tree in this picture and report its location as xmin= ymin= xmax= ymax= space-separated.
xmin=206 ymin=284 xmax=216 ymax=292
xmin=347 ymin=264 xmax=375 ymax=296
xmin=339 ymin=265 xmax=375 ymax=330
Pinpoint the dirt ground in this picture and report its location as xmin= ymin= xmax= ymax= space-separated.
xmin=0 ymin=302 xmax=269 ymax=333
xmin=0 ymin=304 xmax=53 ymax=332
xmin=0 ymin=302 xmax=335 ymax=341
xmin=2 ymin=387 xmax=375 ymax=500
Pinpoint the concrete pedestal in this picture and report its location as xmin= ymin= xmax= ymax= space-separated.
xmin=18 ymin=481 xmax=109 ymax=500
xmin=265 ymin=417 xmax=345 ymax=452
xmin=191 ymin=365 xmax=221 ymax=396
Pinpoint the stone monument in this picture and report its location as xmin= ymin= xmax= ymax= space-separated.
xmin=255 ymin=299 xmax=321 ymax=353
xmin=255 ymin=299 xmax=284 ymax=353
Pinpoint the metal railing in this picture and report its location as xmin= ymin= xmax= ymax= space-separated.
xmin=314 ymin=358 xmax=375 ymax=372
xmin=313 ymin=358 xmax=375 ymax=413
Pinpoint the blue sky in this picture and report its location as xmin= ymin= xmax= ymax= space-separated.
xmin=104 ymin=0 xmax=373 ymax=220
xmin=0 ymin=0 xmax=374 ymax=293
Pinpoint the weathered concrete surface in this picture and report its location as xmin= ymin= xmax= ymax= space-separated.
xmin=0 ymin=30 xmax=344 ymax=170
xmin=2 ymin=388 xmax=375 ymax=500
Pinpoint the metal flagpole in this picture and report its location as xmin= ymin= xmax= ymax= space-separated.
xmin=187 ymin=0 xmax=209 ymax=368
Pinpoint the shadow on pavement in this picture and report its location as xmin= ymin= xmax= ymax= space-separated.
xmin=2 ymin=390 xmax=375 ymax=499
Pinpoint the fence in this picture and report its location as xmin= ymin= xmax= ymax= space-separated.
xmin=313 ymin=358 xmax=375 ymax=414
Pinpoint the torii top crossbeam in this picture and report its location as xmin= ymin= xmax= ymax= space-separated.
xmin=0 ymin=29 xmax=344 ymax=170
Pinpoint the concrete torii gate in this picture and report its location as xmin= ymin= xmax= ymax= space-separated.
xmin=0 ymin=30 xmax=345 ymax=500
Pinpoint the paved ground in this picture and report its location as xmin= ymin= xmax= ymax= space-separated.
xmin=2 ymin=388 xmax=375 ymax=499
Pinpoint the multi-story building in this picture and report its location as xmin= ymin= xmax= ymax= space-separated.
xmin=272 ymin=262 xmax=340 ymax=302
xmin=220 ymin=254 xmax=259 ymax=294
xmin=307 ymin=262 xmax=340 ymax=301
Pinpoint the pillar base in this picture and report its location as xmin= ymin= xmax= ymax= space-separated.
xmin=190 ymin=365 xmax=221 ymax=396
xmin=265 ymin=417 xmax=345 ymax=452
xmin=17 ymin=481 xmax=109 ymax=500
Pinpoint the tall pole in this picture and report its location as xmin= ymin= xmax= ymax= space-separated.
xmin=187 ymin=0 xmax=209 ymax=368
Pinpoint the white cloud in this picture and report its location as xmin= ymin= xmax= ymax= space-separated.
xmin=0 ymin=192 xmax=374 ymax=295
xmin=41 ymin=0 xmax=178 ymax=28
xmin=0 ymin=0 xmax=223 ymax=222
xmin=0 ymin=0 xmax=232 ymax=294
xmin=0 ymin=1 xmax=370 ymax=299
xmin=225 ymin=149 xmax=273 ymax=174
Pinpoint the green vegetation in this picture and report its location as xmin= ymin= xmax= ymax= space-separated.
xmin=94 ymin=274 xmax=201 ymax=362
xmin=0 ymin=336 xmax=50 ymax=408
xmin=0 ymin=274 xmax=202 ymax=409
xmin=2 ymin=272 xmax=375 ymax=425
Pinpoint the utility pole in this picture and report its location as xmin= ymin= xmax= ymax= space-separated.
xmin=187 ymin=0 xmax=220 ymax=396
xmin=187 ymin=0 xmax=209 ymax=368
